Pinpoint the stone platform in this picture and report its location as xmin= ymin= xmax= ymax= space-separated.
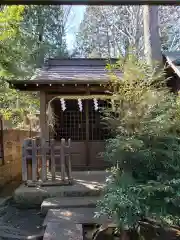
xmin=13 ymin=171 xmax=109 ymax=207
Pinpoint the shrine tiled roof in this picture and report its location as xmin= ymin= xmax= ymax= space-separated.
xmin=30 ymin=58 xmax=122 ymax=83
xmin=8 ymin=58 xmax=122 ymax=91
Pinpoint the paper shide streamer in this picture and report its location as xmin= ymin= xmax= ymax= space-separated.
xmin=93 ymin=98 xmax=98 ymax=111
xmin=60 ymin=98 xmax=66 ymax=111
xmin=78 ymin=99 xmax=83 ymax=112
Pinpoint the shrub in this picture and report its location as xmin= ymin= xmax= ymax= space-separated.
xmin=97 ymin=53 xmax=180 ymax=232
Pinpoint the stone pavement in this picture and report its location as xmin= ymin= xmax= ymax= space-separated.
xmin=42 ymin=207 xmax=113 ymax=240
xmin=43 ymin=223 xmax=83 ymax=240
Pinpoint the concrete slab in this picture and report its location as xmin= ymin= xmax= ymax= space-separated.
xmin=41 ymin=196 xmax=100 ymax=215
xmin=43 ymin=223 xmax=83 ymax=240
xmin=43 ymin=208 xmax=112 ymax=227
xmin=13 ymin=171 xmax=109 ymax=207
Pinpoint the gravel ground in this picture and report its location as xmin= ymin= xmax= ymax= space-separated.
xmin=0 ymin=198 xmax=45 ymax=239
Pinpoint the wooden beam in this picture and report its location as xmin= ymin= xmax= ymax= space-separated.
xmin=2 ymin=0 xmax=174 ymax=5
xmin=11 ymin=84 xmax=109 ymax=93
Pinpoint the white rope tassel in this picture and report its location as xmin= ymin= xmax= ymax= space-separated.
xmin=60 ymin=98 xmax=66 ymax=111
xmin=93 ymin=98 xmax=98 ymax=111
xmin=78 ymin=99 xmax=83 ymax=112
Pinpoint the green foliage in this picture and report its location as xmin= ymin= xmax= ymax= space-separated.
xmin=0 ymin=83 xmax=39 ymax=127
xmin=0 ymin=6 xmax=25 ymax=77
xmin=0 ymin=5 xmax=70 ymax=127
xmin=1 ymin=5 xmax=70 ymax=78
xmin=97 ymin=53 xmax=180 ymax=230
xmin=0 ymin=5 xmax=38 ymax=127
xmin=0 ymin=6 xmax=24 ymax=41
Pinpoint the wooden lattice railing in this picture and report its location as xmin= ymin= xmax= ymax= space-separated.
xmin=22 ymin=137 xmax=72 ymax=186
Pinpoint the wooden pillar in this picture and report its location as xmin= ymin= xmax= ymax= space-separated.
xmin=60 ymin=138 xmax=66 ymax=181
xmin=40 ymin=91 xmax=48 ymax=140
xmin=85 ymin=100 xmax=90 ymax=166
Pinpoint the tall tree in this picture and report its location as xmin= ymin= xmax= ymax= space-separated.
xmin=18 ymin=5 xmax=72 ymax=72
xmin=143 ymin=5 xmax=162 ymax=65
xmin=74 ymin=6 xmax=180 ymax=59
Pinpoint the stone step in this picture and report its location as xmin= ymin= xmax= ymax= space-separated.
xmin=41 ymin=196 xmax=100 ymax=215
xmin=43 ymin=223 xmax=83 ymax=240
xmin=14 ymin=183 xmax=101 ymax=208
xmin=43 ymin=208 xmax=113 ymax=227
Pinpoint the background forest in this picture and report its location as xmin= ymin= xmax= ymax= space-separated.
xmin=1 ymin=5 xmax=180 ymax=128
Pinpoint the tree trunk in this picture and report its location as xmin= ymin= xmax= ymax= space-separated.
xmin=143 ymin=5 xmax=163 ymax=66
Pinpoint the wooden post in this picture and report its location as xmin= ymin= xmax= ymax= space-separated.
xmin=41 ymin=138 xmax=47 ymax=182
xmin=85 ymin=100 xmax=90 ymax=166
xmin=40 ymin=91 xmax=49 ymax=140
xmin=60 ymin=138 xmax=66 ymax=181
xmin=22 ymin=140 xmax=27 ymax=182
xmin=39 ymin=91 xmax=48 ymax=180
xmin=35 ymin=137 xmax=41 ymax=180
xmin=31 ymin=139 xmax=37 ymax=181
xmin=27 ymin=139 xmax=32 ymax=181
xmin=48 ymin=137 xmax=51 ymax=172
xmin=67 ymin=138 xmax=72 ymax=180
xmin=50 ymin=139 xmax=56 ymax=181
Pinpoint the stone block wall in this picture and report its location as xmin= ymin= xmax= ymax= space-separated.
xmin=0 ymin=129 xmax=38 ymax=187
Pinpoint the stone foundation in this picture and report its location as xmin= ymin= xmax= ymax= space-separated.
xmin=13 ymin=171 xmax=109 ymax=208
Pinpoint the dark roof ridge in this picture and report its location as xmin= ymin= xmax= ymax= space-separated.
xmin=47 ymin=57 xmax=118 ymax=61
xmin=44 ymin=58 xmax=118 ymax=67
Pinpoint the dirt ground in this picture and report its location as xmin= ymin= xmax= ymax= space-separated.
xmin=0 ymin=177 xmax=22 ymax=198
xmin=0 ymin=178 xmax=44 ymax=239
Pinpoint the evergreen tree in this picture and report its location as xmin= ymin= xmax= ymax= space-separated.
xmin=18 ymin=5 xmax=71 ymax=72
